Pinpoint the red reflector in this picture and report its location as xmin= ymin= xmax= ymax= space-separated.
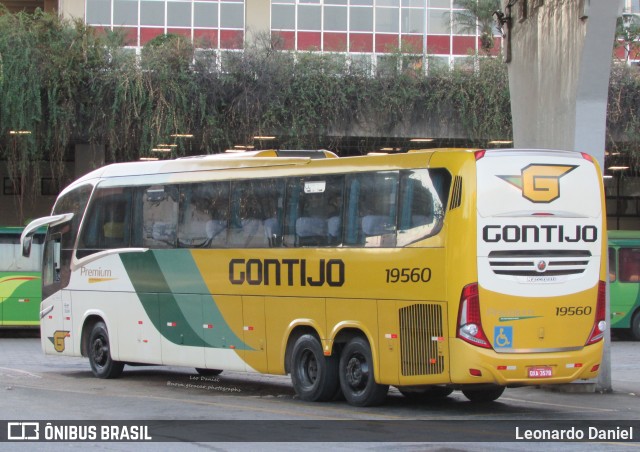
xmin=497 ymin=365 xmax=507 ymax=370
xmin=574 ymin=363 xmax=583 ymax=368
xmin=469 ymin=368 xmax=482 ymax=377
xmin=581 ymin=152 xmax=594 ymax=162
xmin=474 ymin=150 xmax=487 ymax=160
xmin=591 ymin=364 xmax=600 ymax=372
xmin=138 ymin=321 xmax=143 ymax=325
xmin=586 ymin=281 xmax=607 ymax=345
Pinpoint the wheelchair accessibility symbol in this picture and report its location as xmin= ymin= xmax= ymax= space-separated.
xmin=494 ymin=326 xmax=513 ymax=349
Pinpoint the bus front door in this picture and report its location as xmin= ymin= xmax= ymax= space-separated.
xmin=41 ymin=227 xmax=74 ymax=355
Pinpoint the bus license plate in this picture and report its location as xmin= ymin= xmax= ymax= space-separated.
xmin=528 ymin=366 xmax=552 ymax=378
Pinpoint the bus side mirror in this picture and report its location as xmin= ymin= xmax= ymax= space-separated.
xmin=20 ymin=212 xmax=74 ymax=258
xmin=22 ymin=235 xmax=32 ymax=258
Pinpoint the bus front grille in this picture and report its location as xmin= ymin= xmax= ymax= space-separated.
xmin=399 ymin=303 xmax=445 ymax=376
xmin=488 ymin=250 xmax=591 ymax=277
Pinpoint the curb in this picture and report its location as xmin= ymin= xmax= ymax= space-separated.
xmin=540 ymin=382 xmax=597 ymax=393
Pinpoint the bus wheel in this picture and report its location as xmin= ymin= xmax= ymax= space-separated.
xmin=462 ymin=386 xmax=505 ymax=403
xmin=290 ymin=334 xmax=339 ymax=402
xmin=399 ymin=386 xmax=454 ymax=401
xmin=195 ymin=368 xmax=223 ymax=376
xmin=631 ymin=311 xmax=640 ymax=341
xmin=339 ymin=337 xmax=388 ymax=407
xmin=88 ymin=322 xmax=124 ymax=379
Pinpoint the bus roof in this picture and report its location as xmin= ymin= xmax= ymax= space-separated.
xmin=608 ymin=230 xmax=640 ymax=242
xmin=60 ymin=147 xmax=592 ymax=197
xmin=0 ymin=226 xmax=24 ymax=235
xmin=0 ymin=226 xmax=46 ymax=235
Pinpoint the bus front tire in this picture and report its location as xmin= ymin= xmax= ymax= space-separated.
xmin=339 ymin=337 xmax=388 ymax=407
xmin=631 ymin=311 xmax=640 ymax=341
xmin=88 ymin=321 xmax=124 ymax=379
xmin=290 ymin=334 xmax=339 ymax=402
xmin=461 ymin=386 xmax=505 ymax=403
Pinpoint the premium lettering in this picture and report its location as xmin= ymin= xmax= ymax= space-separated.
xmin=80 ymin=267 xmax=112 ymax=277
xmin=229 ymin=258 xmax=345 ymax=287
xmin=483 ymin=225 xmax=597 ymax=243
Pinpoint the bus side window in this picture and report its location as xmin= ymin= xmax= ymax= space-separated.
xmin=609 ymin=247 xmax=617 ymax=282
xmin=52 ymin=184 xmax=92 ymax=252
xmin=397 ymin=169 xmax=451 ymax=246
xmin=619 ymin=248 xmax=640 ymax=283
xmin=260 ymin=179 xmax=285 ymax=247
xmin=78 ymin=187 xmax=132 ymax=255
xmin=286 ymin=175 xmax=344 ymax=247
xmin=228 ymin=179 xmax=284 ymax=248
xmin=142 ymin=185 xmax=178 ymax=249
xmin=178 ymin=182 xmax=229 ymax=248
xmin=346 ymin=171 xmax=398 ymax=248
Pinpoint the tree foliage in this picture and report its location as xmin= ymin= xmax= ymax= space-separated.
xmin=3 ymin=9 xmax=637 ymax=226
xmin=452 ymin=0 xmax=502 ymax=53
xmin=19 ymin=9 xmax=640 ymax=224
xmin=608 ymin=63 xmax=640 ymax=167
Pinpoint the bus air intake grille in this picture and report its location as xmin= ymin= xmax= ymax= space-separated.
xmin=488 ymin=250 xmax=591 ymax=277
xmin=449 ymin=176 xmax=462 ymax=210
xmin=399 ymin=304 xmax=444 ymax=376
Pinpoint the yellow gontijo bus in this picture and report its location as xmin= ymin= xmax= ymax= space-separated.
xmin=21 ymin=148 xmax=607 ymax=406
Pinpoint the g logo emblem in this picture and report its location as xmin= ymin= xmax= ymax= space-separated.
xmin=499 ymin=164 xmax=577 ymax=203
xmin=49 ymin=330 xmax=70 ymax=352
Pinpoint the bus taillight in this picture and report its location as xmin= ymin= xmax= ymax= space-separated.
xmin=457 ymin=283 xmax=492 ymax=349
xmin=585 ymin=280 xmax=607 ymax=346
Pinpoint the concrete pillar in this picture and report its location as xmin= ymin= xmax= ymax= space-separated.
xmin=245 ymin=0 xmax=271 ymax=45
xmin=505 ymin=0 xmax=619 ymax=170
xmin=504 ymin=0 xmax=619 ymax=394
xmin=58 ymin=0 xmax=85 ymax=21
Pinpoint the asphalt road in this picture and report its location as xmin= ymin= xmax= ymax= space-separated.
xmin=0 ymin=330 xmax=638 ymax=451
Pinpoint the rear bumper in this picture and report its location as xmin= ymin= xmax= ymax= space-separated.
xmin=449 ymin=339 xmax=603 ymax=386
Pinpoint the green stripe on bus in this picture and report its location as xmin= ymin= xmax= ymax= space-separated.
xmin=120 ymin=251 xmax=249 ymax=350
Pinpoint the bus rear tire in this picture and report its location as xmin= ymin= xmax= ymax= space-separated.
xmin=339 ymin=337 xmax=388 ymax=407
xmin=462 ymin=386 xmax=505 ymax=403
xmin=290 ymin=334 xmax=339 ymax=402
xmin=88 ymin=321 xmax=124 ymax=379
xmin=631 ymin=311 xmax=640 ymax=341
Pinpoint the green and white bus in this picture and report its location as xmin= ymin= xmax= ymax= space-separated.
xmin=0 ymin=227 xmax=45 ymax=327
xmin=608 ymin=230 xmax=640 ymax=340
